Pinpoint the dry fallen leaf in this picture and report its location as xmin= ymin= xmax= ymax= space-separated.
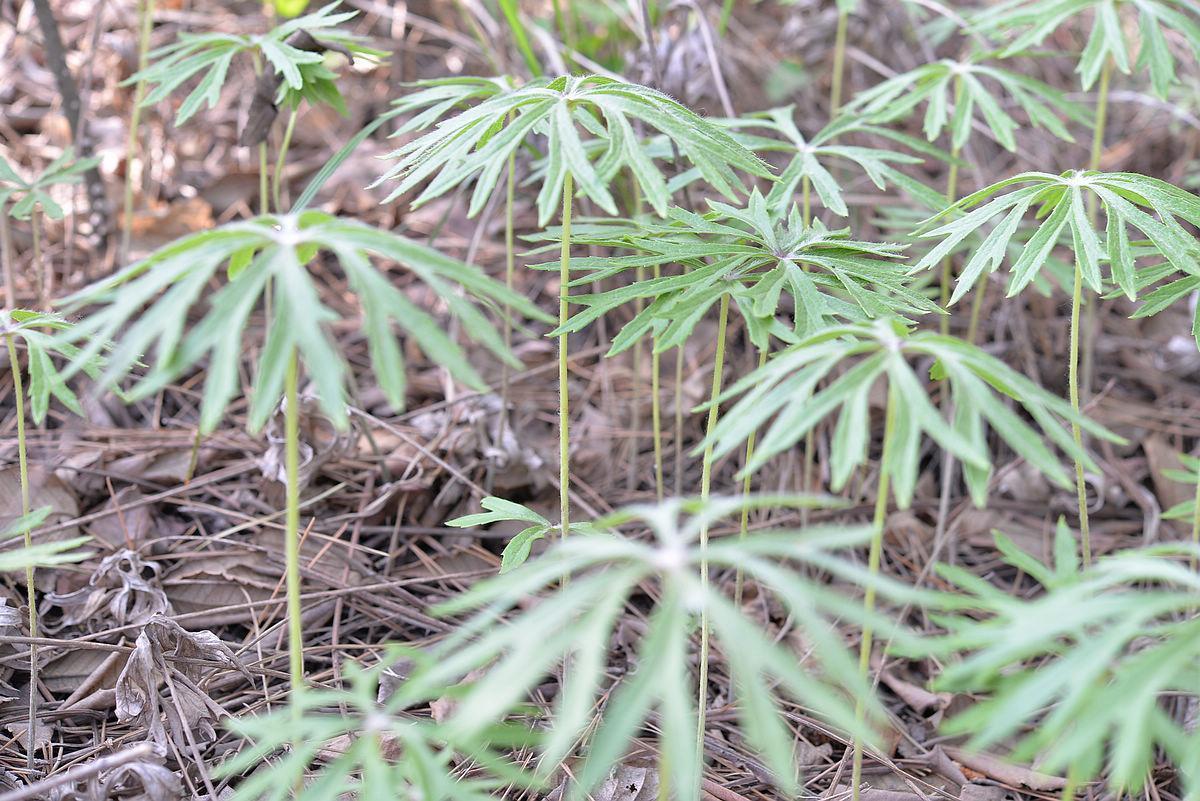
xmin=45 ymin=550 xmax=171 ymax=633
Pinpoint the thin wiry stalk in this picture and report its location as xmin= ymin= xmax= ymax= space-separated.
xmin=829 ymin=8 xmax=850 ymax=117
xmin=258 ymin=143 xmax=269 ymax=215
xmin=284 ymin=349 xmax=304 ymax=692
xmin=938 ymin=73 xmax=965 ymax=336
xmin=674 ymin=341 xmax=685 ymax=497
xmin=695 ymin=292 xmax=731 ymax=760
xmin=630 ymin=264 xmax=646 ymax=493
xmin=497 ymin=140 xmax=517 ymax=449
xmin=718 ymin=0 xmax=735 ymax=35
xmin=120 ymin=0 xmax=154 ymax=262
xmin=733 ymin=346 xmax=767 ymax=607
xmin=31 ymin=212 xmax=43 ymax=309
xmin=559 ymin=173 xmax=573 ymax=537
xmin=271 ymin=108 xmax=299 ymax=212
xmin=652 ymin=262 xmax=665 ymax=501
xmin=1190 ymin=463 xmax=1200 ymax=571
xmin=851 ymin=387 xmax=897 ymax=801
xmin=966 ymin=278 xmax=988 ymax=345
xmin=6 ymin=335 xmax=36 ymax=772
xmin=1074 ymin=56 xmax=1113 ymax=566
xmin=1 ymin=212 xmax=14 ymax=308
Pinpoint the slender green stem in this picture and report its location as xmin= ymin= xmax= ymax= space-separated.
xmin=965 ymin=275 xmax=988 ymax=345
xmin=734 ymin=346 xmax=767 ymax=607
xmin=120 ymin=0 xmax=154 ymax=262
xmin=559 ymin=173 xmax=573 ymax=538
xmin=652 ymin=266 xmax=665 ymax=501
xmin=630 ymin=265 xmax=646 ymax=493
xmin=1 ymin=212 xmax=14 ymax=308
xmin=718 ymin=0 xmax=735 ymax=36
xmin=695 ymin=292 xmax=730 ymax=762
xmin=939 ymin=75 xmax=965 ymax=335
xmin=1089 ymin=58 xmax=1113 ymax=176
xmin=829 ymin=9 xmax=850 ymax=117
xmin=1069 ymin=259 xmax=1091 ymax=567
xmin=7 ymin=336 xmax=36 ymax=771
xmin=31 ymin=212 xmax=43 ymax=309
xmin=851 ymin=387 xmax=896 ymax=801
xmin=271 ymin=107 xmax=299 ymax=213
xmin=283 ymin=349 xmax=304 ymax=692
xmin=799 ymin=181 xmax=816 ymax=517
xmin=673 ymin=342 xmax=685 ymax=497
xmin=1190 ymin=463 xmax=1200 ymax=571
xmin=259 ymin=143 xmax=270 ymax=216
xmin=498 ymin=136 xmax=517 ymax=448
xmin=1080 ymin=57 xmax=1112 ymax=407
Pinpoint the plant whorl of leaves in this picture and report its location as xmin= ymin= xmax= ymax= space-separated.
xmin=554 ymin=190 xmax=940 ymax=353
xmin=0 ymin=507 xmax=91 ymax=574
xmin=912 ymin=170 xmax=1200 ymax=307
xmin=972 ymin=0 xmax=1200 ymax=96
xmin=2 ymin=310 xmax=102 ymax=424
xmin=844 ymin=54 xmax=1090 ymax=152
xmin=0 ymin=149 xmax=101 ymax=221
xmin=375 ymin=74 xmax=774 ymax=225
xmin=704 ymin=318 xmax=1122 ymax=506
xmin=56 ymin=211 xmax=551 ymax=434
xmin=218 ymin=650 xmax=533 ymax=801
xmin=129 ymin=2 xmax=379 ymax=126
xmin=415 ymin=496 xmax=923 ymax=800
xmin=708 ymin=109 xmax=949 ymax=215
xmin=912 ymin=522 xmax=1200 ymax=795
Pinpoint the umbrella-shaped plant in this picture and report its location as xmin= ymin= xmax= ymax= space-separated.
xmin=700 ymin=316 xmax=1121 ymax=798
xmin=126 ymin=1 xmax=380 ymax=214
xmin=912 ymin=169 xmax=1200 ymax=563
xmin=55 ymin=211 xmax=551 ymax=698
xmin=913 ymin=523 xmax=1200 ymax=797
xmin=2 ymin=309 xmax=100 ymax=768
xmin=217 ymin=647 xmax=535 ymax=800
xmin=844 ymin=51 xmax=1089 ymax=330
xmin=552 ymin=191 xmax=940 ymax=744
xmin=0 ymin=150 xmax=101 ymax=307
xmin=375 ymin=72 xmax=771 ymax=546
xmin=419 ymin=495 xmax=925 ymax=800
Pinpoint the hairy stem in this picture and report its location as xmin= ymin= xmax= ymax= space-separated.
xmin=284 ymin=349 xmax=304 ymax=692
xmin=271 ymin=108 xmax=299 ymax=213
xmin=695 ymin=292 xmax=730 ymax=762
xmin=7 ymin=336 xmax=36 ymax=771
xmin=120 ymin=0 xmax=154 ymax=262
xmin=829 ymin=8 xmax=850 ymax=117
xmin=851 ymin=387 xmax=896 ymax=801
xmin=559 ymin=173 xmax=573 ymax=538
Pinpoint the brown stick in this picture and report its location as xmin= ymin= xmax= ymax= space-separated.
xmin=0 ymin=742 xmax=156 ymax=801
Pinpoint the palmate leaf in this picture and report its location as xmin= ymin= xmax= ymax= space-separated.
xmin=414 ymin=496 xmax=925 ymax=800
xmin=913 ymin=170 xmax=1200 ymax=306
xmin=0 ymin=148 xmax=100 ymax=220
xmin=0 ymin=506 xmax=92 ymax=573
xmin=553 ymin=190 xmax=939 ymax=355
xmin=2 ymin=310 xmax=103 ymax=424
xmin=56 ymin=211 xmax=552 ymax=434
xmin=218 ymin=649 xmax=532 ymax=801
xmin=845 ymin=53 xmax=1089 ymax=151
xmin=911 ymin=531 xmax=1200 ymax=796
xmin=375 ymin=74 xmax=773 ymax=226
xmin=128 ymin=2 xmax=378 ymax=126
xmin=717 ymin=108 xmax=949 ymax=215
xmin=972 ymin=0 xmax=1200 ymax=96
xmin=705 ymin=318 xmax=1122 ymax=507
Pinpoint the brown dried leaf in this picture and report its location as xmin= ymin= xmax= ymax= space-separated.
xmin=45 ymin=550 xmax=171 ymax=634
xmin=115 ymin=615 xmax=248 ymax=750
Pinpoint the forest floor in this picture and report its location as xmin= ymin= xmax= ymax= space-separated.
xmin=2 ymin=1 xmax=1199 ymax=799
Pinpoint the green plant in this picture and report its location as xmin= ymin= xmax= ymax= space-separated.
xmin=0 ymin=150 xmax=100 ymax=307
xmin=915 ymin=524 xmax=1200 ymax=797
xmin=128 ymin=1 xmax=378 ymax=212
xmin=701 ymin=316 xmax=1121 ymax=796
xmin=57 ymin=211 xmax=549 ymax=699
xmin=376 ymin=73 xmax=770 ymax=553
xmin=1 ymin=309 xmax=99 ymax=770
xmin=445 ymin=496 xmax=598 ymax=572
xmin=913 ymin=169 xmax=1200 ymax=563
xmin=218 ymin=649 xmax=532 ymax=800
xmin=420 ymin=495 xmax=922 ymax=799
xmin=846 ymin=52 xmax=1089 ymax=332
xmin=119 ymin=0 xmax=156 ymax=261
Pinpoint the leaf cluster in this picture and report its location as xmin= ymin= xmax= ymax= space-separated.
xmin=0 ymin=148 xmax=100 ymax=220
